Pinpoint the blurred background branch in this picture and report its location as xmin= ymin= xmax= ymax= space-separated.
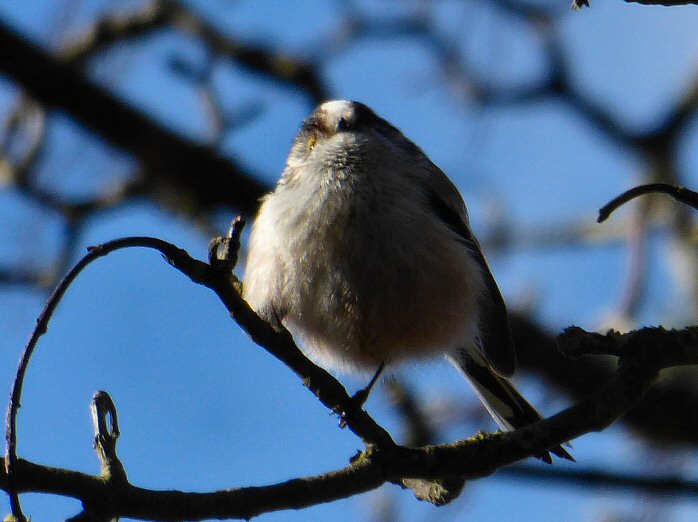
xmin=3 ymin=1 xmax=698 ymax=521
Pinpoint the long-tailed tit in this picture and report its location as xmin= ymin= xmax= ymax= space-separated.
xmin=244 ymin=100 xmax=573 ymax=463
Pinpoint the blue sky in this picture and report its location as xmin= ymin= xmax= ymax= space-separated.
xmin=3 ymin=1 xmax=698 ymax=520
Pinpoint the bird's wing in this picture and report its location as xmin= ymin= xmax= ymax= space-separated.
xmin=424 ymin=167 xmax=516 ymax=377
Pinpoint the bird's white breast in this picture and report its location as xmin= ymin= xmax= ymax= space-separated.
xmin=244 ymin=135 xmax=483 ymax=373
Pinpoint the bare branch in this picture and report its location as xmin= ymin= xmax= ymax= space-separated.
xmin=4 ymin=1 xmax=698 ymax=516
xmin=59 ymin=1 xmax=329 ymax=104
xmin=599 ymin=183 xmax=698 ymax=223
xmin=59 ymin=2 xmax=170 ymax=63
xmin=2 ymin=319 xmax=698 ymax=518
xmin=0 ymin=19 xmax=270 ymax=217
xmin=3 ymin=224 xmax=698 ymax=518
xmin=500 ymin=463 xmax=698 ymax=498
xmin=571 ymin=0 xmax=698 ymax=9
xmin=624 ymin=0 xmax=698 ymax=6
xmin=512 ymin=313 xmax=698 ymax=447
xmin=2 ymin=237 xmax=210 ymax=518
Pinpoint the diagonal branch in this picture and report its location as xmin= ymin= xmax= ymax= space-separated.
xmin=7 ymin=182 xmax=698 ymax=518
xmin=59 ymin=1 xmax=328 ymax=104
xmin=4 ymin=234 xmax=393 ymax=482
xmin=0 ymin=18 xmax=270 ymax=216
xmin=3 ymin=322 xmax=698 ymax=519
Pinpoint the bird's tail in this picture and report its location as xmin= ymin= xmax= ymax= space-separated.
xmin=449 ymin=350 xmax=574 ymax=464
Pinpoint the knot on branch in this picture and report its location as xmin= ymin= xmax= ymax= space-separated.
xmin=208 ymin=216 xmax=245 ymax=276
xmin=91 ymin=391 xmax=127 ymax=484
xmin=400 ymin=477 xmax=467 ymax=505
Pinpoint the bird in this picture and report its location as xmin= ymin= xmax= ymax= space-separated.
xmin=243 ymin=100 xmax=573 ymax=463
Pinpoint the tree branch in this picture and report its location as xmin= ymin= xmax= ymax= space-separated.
xmin=573 ymin=0 xmax=698 ymax=10
xmin=3 ymin=321 xmax=698 ymax=518
xmin=500 ymin=463 xmax=698 ymax=498
xmin=59 ymin=1 xmax=328 ymax=104
xmin=598 ymin=183 xmax=698 ymax=223
xmin=0 ymin=19 xmax=270 ymax=216
xmin=624 ymin=0 xmax=698 ymax=5
xmin=512 ymin=313 xmax=698 ymax=447
xmin=4 ymin=217 xmax=698 ymax=518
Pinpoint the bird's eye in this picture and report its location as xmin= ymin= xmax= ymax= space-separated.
xmin=308 ymin=137 xmax=316 ymax=150
xmin=337 ymin=117 xmax=350 ymax=131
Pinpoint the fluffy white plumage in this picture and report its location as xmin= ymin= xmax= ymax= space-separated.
xmin=243 ymin=100 xmax=573 ymax=463
xmin=244 ymin=100 xmax=482 ymax=373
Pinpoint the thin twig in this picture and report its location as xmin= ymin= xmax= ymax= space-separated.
xmin=208 ymin=216 xmax=246 ymax=273
xmin=2 ymin=324 xmax=698 ymax=519
xmin=91 ymin=391 xmax=126 ymax=483
xmin=4 ymin=237 xmax=209 ymax=520
xmin=598 ymin=183 xmax=698 ymax=223
xmin=5 ymin=233 xmax=393 ymax=511
xmin=623 ymin=0 xmax=698 ymax=5
xmin=3 ymin=227 xmax=698 ymax=518
xmin=610 ymin=195 xmax=650 ymax=326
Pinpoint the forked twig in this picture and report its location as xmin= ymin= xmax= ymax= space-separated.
xmin=4 ymin=236 xmax=211 ymax=520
